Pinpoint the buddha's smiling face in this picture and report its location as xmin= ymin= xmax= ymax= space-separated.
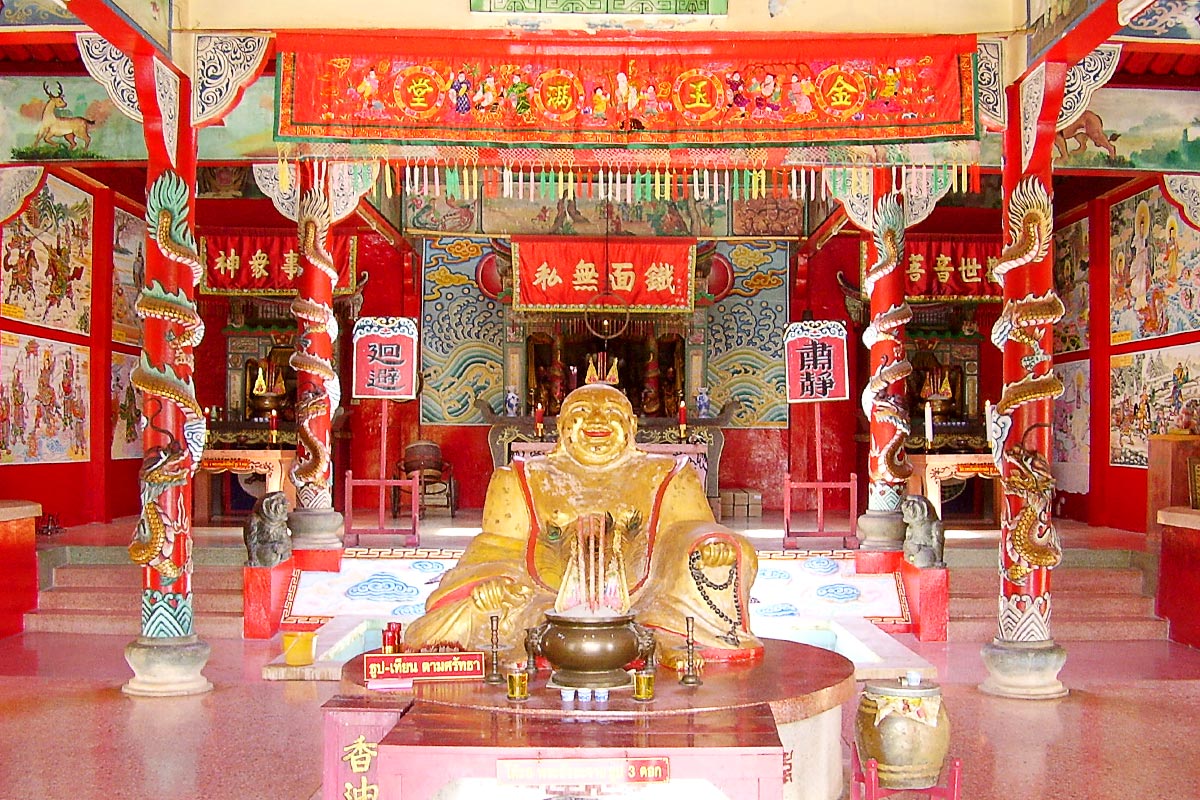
xmin=558 ymin=385 xmax=636 ymax=467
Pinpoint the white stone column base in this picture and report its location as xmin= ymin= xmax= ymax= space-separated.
xmin=979 ymin=638 xmax=1068 ymax=700
xmin=123 ymin=634 xmax=213 ymax=697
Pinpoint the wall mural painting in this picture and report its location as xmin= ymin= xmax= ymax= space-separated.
xmin=111 ymin=206 xmax=145 ymax=346
xmin=1052 ymin=358 xmax=1090 ymax=494
xmin=197 ymin=77 xmax=277 ymax=161
xmin=420 ymin=237 xmax=504 ymax=425
xmin=706 ymin=240 xmax=789 ymax=428
xmin=1 ymin=174 xmax=94 ymax=336
xmin=1110 ymin=340 xmax=1200 ymax=468
xmin=0 ymin=77 xmax=148 ymax=163
xmin=111 ymin=0 xmax=172 ymax=54
xmin=1053 ymin=89 xmax=1200 ymax=171
xmin=1054 ymin=216 xmax=1090 ymax=354
xmin=1110 ymin=184 xmax=1200 ymax=345
xmin=110 ymin=351 xmax=142 ymax=461
xmin=405 ymin=177 xmax=727 ymax=239
xmin=0 ymin=331 xmax=90 ymax=464
xmin=0 ymin=1 xmax=80 ymax=25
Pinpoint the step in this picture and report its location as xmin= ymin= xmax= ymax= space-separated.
xmin=949 ymin=592 xmax=1156 ymax=618
xmin=40 ymin=544 xmax=248 ymax=568
xmin=21 ymin=608 xmax=245 ymax=638
xmin=948 ymin=615 xmax=1170 ymax=642
xmin=944 ymin=547 xmax=1134 ymax=569
xmin=949 ymin=567 xmax=1145 ymax=595
xmin=36 ymin=586 xmax=244 ymax=614
xmin=50 ymin=565 xmax=247 ymax=591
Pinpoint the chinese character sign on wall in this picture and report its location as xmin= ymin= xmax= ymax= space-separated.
xmin=199 ymin=231 xmax=358 ymax=295
xmin=863 ymin=234 xmax=1003 ymax=301
xmin=512 ymin=237 xmax=695 ymax=312
xmin=352 ymin=317 xmax=419 ymax=400
xmin=784 ymin=320 xmax=849 ymax=403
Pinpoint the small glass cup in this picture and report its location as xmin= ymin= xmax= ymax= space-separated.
xmin=633 ymin=669 xmax=656 ymax=702
xmin=577 ymin=688 xmax=593 ymax=701
xmin=506 ymin=670 xmax=530 ymax=701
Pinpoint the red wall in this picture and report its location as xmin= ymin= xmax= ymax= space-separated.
xmin=0 ymin=173 xmax=141 ymax=526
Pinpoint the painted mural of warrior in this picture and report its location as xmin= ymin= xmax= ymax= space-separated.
xmin=42 ymin=233 xmax=83 ymax=320
xmin=34 ymin=351 xmax=59 ymax=437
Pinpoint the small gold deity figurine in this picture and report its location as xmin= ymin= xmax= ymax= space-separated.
xmin=403 ymin=383 xmax=762 ymax=667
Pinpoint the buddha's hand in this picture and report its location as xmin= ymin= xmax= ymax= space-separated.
xmin=469 ymin=577 xmax=531 ymax=613
xmin=697 ymin=539 xmax=737 ymax=568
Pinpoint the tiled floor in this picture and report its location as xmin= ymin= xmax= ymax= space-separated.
xmin=3 ymin=510 xmax=1198 ymax=799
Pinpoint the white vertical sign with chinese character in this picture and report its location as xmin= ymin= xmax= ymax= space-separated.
xmin=351 ymin=317 xmax=419 ymax=400
xmin=784 ymin=320 xmax=850 ymax=403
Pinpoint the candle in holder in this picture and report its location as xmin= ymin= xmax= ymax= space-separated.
xmin=678 ymin=399 xmax=687 ymax=425
xmin=535 ymin=402 xmax=545 ymax=437
xmin=984 ymin=400 xmax=993 ymax=447
xmin=924 ymin=402 xmax=934 ymax=444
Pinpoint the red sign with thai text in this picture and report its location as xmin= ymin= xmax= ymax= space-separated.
xmin=512 ymin=237 xmax=695 ymax=312
xmin=199 ymin=230 xmax=358 ymax=295
xmin=351 ymin=317 xmax=419 ymax=400
xmin=785 ymin=320 xmax=850 ymax=403
xmin=861 ymin=234 xmax=1003 ymax=300
xmin=363 ymin=650 xmax=486 ymax=683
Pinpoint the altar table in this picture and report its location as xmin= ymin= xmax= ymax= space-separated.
xmin=193 ymin=449 xmax=296 ymax=524
xmin=906 ymin=452 xmax=1001 ymax=524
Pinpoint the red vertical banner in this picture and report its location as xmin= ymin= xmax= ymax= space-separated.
xmin=351 ymin=317 xmax=419 ymax=400
xmin=784 ymin=320 xmax=850 ymax=403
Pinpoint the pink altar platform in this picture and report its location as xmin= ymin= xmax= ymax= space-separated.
xmin=323 ymin=639 xmax=855 ymax=800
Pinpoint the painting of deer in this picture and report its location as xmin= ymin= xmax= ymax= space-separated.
xmin=34 ymin=82 xmax=95 ymax=150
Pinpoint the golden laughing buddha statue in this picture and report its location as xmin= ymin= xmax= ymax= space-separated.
xmin=403 ymin=383 xmax=762 ymax=666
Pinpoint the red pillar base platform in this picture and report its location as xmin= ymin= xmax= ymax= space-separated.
xmin=293 ymin=548 xmax=343 ymax=573
xmin=243 ymin=557 xmax=295 ymax=639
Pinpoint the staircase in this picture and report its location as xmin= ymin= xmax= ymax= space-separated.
xmin=947 ymin=547 xmax=1169 ymax=642
xmin=24 ymin=545 xmax=245 ymax=638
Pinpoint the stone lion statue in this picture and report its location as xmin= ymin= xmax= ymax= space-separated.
xmin=901 ymin=494 xmax=945 ymax=569
xmin=243 ymin=491 xmax=292 ymax=568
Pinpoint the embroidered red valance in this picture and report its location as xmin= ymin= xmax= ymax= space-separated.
xmin=860 ymin=234 xmax=1003 ymax=301
xmin=511 ymin=236 xmax=695 ymax=312
xmin=198 ymin=231 xmax=358 ymax=295
xmin=276 ymin=32 xmax=977 ymax=148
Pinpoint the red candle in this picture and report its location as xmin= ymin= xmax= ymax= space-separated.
xmin=678 ymin=400 xmax=687 ymax=425
xmin=269 ymin=409 xmax=279 ymax=431
xmin=535 ymin=403 xmax=544 ymax=426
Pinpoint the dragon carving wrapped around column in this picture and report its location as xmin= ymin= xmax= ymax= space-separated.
xmin=289 ymin=184 xmax=341 ymax=510
xmin=988 ymin=174 xmax=1064 ymax=616
xmin=861 ymin=193 xmax=913 ymax=505
xmin=127 ymin=171 xmax=206 ymax=581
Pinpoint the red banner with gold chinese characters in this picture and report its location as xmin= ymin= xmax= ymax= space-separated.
xmin=198 ymin=231 xmax=358 ymax=295
xmin=860 ymin=234 xmax=1002 ymax=301
xmin=276 ymin=32 xmax=977 ymax=148
xmin=511 ymin=237 xmax=695 ymax=312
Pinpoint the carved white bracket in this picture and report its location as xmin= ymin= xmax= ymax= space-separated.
xmin=902 ymin=166 xmax=954 ymax=228
xmin=153 ymin=57 xmax=180 ymax=168
xmin=1058 ymin=44 xmax=1121 ymax=131
xmin=1019 ymin=62 xmax=1046 ymax=173
xmin=1118 ymin=0 xmax=1157 ymax=25
xmin=824 ymin=167 xmax=874 ymax=231
xmin=1162 ymin=175 xmax=1200 ymax=232
xmin=193 ymin=34 xmax=271 ymax=127
xmin=977 ymin=39 xmax=1006 ymax=130
xmin=252 ymin=161 xmax=374 ymax=223
xmin=0 ymin=167 xmax=45 ymax=226
xmin=76 ymin=33 xmax=141 ymax=123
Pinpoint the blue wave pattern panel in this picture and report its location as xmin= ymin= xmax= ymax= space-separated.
xmin=707 ymin=241 xmax=789 ymax=427
xmin=421 ymin=237 xmax=504 ymax=424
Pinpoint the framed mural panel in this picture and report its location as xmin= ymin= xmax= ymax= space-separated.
xmin=1052 ymin=358 xmax=1090 ymax=494
xmin=1110 ymin=184 xmax=1200 ymax=345
xmin=0 ymin=77 xmax=149 ymax=163
xmin=1 ymin=173 xmax=93 ymax=335
xmin=1052 ymin=88 xmax=1200 ymax=172
xmin=1110 ymin=340 xmax=1200 ymax=469
xmin=420 ymin=236 xmax=504 ymax=425
xmin=706 ymin=241 xmax=789 ymax=428
xmin=0 ymin=331 xmax=90 ymax=464
xmin=110 ymin=351 xmax=142 ymax=461
xmin=1054 ymin=217 xmax=1090 ymax=354
xmin=111 ymin=206 xmax=145 ymax=346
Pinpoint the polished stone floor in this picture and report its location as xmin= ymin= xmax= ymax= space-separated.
xmin=1 ymin=510 xmax=1197 ymax=799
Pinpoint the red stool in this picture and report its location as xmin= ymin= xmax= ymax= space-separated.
xmin=850 ymin=744 xmax=961 ymax=800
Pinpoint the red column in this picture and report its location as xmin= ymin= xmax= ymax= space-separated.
xmin=288 ymin=161 xmax=344 ymax=550
xmin=857 ymin=173 xmax=913 ymax=549
xmin=124 ymin=55 xmax=211 ymax=695
xmin=980 ymin=63 xmax=1069 ymax=699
